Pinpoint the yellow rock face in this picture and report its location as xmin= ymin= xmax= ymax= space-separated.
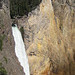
xmin=26 ymin=0 xmax=75 ymax=75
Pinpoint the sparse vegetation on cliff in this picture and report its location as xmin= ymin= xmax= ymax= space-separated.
xmin=20 ymin=27 xmax=24 ymax=41
xmin=0 ymin=39 xmax=3 ymax=51
xmin=3 ymin=57 xmax=8 ymax=64
xmin=0 ymin=63 xmax=7 ymax=75
xmin=0 ymin=35 xmax=6 ymax=51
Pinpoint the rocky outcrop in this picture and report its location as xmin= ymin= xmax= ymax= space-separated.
xmin=18 ymin=0 xmax=75 ymax=75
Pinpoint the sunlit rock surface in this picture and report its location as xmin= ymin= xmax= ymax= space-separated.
xmin=18 ymin=0 xmax=75 ymax=75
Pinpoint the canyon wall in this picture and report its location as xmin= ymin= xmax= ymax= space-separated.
xmin=0 ymin=0 xmax=75 ymax=75
xmin=18 ymin=0 xmax=75 ymax=75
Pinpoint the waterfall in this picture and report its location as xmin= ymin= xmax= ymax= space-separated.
xmin=12 ymin=24 xmax=30 ymax=75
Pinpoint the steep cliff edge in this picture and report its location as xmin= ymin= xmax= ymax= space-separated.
xmin=0 ymin=0 xmax=25 ymax=75
xmin=18 ymin=0 xmax=75 ymax=75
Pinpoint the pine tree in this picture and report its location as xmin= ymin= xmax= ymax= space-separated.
xmin=10 ymin=0 xmax=42 ymax=18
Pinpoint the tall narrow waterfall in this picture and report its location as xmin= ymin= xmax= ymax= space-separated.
xmin=12 ymin=24 xmax=30 ymax=75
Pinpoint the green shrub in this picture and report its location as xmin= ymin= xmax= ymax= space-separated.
xmin=0 ymin=39 xmax=3 ymax=51
xmin=59 ymin=24 xmax=63 ymax=32
xmin=0 ymin=63 xmax=7 ymax=75
xmin=0 ymin=35 xmax=6 ymax=51
xmin=20 ymin=27 xmax=24 ymax=41
xmin=3 ymin=57 xmax=8 ymax=64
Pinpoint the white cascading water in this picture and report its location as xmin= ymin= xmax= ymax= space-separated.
xmin=12 ymin=24 xmax=30 ymax=75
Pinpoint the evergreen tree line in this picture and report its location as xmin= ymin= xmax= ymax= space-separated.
xmin=10 ymin=0 xmax=42 ymax=18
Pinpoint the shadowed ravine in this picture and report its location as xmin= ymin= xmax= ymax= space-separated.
xmin=12 ymin=24 xmax=30 ymax=75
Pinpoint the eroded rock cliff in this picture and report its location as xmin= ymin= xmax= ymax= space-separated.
xmin=18 ymin=0 xmax=75 ymax=75
xmin=0 ymin=0 xmax=75 ymax=75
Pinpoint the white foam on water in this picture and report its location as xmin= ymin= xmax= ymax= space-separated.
xmin=12 ymin=25 xmax=30 ymax=75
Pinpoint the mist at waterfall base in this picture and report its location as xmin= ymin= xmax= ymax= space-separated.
xmin=12 ymin=24 xmax=30 ymax=75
